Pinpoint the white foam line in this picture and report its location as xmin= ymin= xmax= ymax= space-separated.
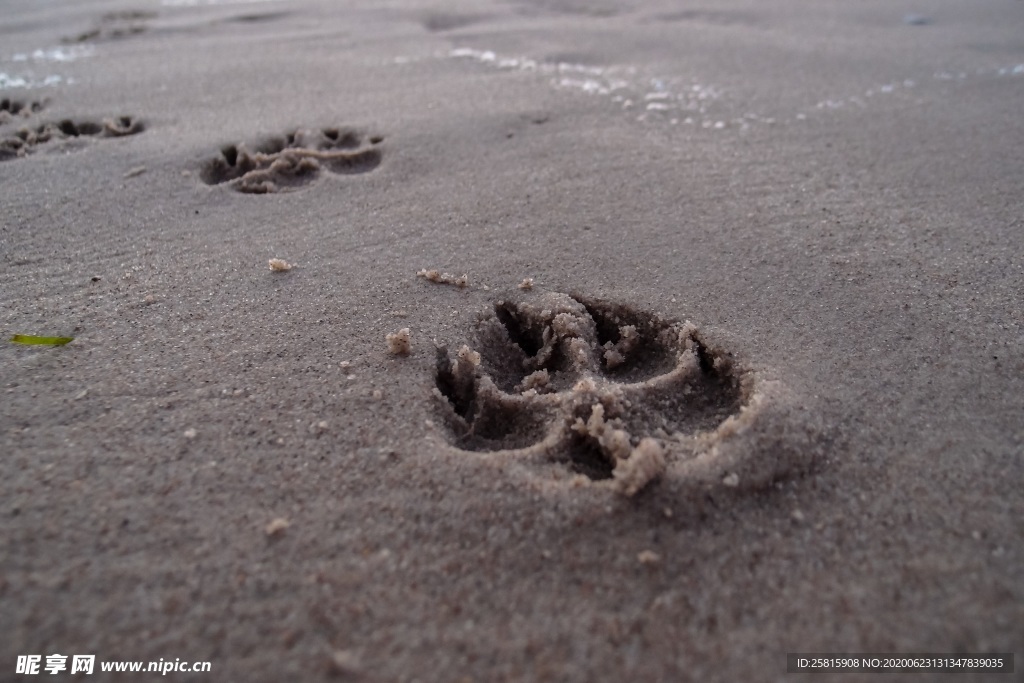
xmin=448 ymin=46 xmax=725 ymax=125
xmin=799 ymin=62 xmax=1022 ymax=123
xmin=446 ymin=48 xmax=1024 ymax=131
xmin=0 ymin=73 xmax=68 ymax=90
xmin=11 ymin=45 xmax=94 ymax=63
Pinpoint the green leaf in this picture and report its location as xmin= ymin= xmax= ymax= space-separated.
xmin=10 ymin=334 xmax=74 ymax=346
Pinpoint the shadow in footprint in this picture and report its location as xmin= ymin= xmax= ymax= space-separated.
xmin=563 ymin=431 xmax=616 ymax=480
xmin=616 ymin=339 xmax=743 ymax=435
xmin=434 ymin=345 xmax=553 ymax=452
xmin=569 ymin=294 xmax=679 ymax=382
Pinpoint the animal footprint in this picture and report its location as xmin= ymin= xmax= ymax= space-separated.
xmin=63 ymin=10 xmax=156 ymax=43
xmin=0 ymin=116 xmax=144 ymax=161
xmin=0 ymin=98 xmax=46 ymax=123
xmin=433 ymin=292 xmax=751 ymax=495
xmin=199 ymin=127 xmax=383 ymax=194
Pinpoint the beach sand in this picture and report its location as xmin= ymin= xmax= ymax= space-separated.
xmin=1 ymin=0 xmax=1021 ymax=680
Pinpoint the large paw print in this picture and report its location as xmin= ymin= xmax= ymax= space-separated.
xmin=0 ymin=116 xmax=144 ymax=162
xmin=433 ymin=292 xmax=750 ymax=495
xmin=199 ymin=127 xmax=383 ymax=194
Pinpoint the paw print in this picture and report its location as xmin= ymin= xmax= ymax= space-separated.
xmin=63 ymin=10 xmax=156 ymax=44
xmin=199 ymin=126 xmax=383 ymax=194
xmin=0 ymin=97 xmax=46 ymax=123
xmin=433 ymin=291 xmax=751 ymax=495
xmin=0 ymin=115 xmax=144 ymax=161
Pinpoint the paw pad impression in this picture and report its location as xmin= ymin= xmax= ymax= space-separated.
xmin=433 ymin=291 xmax=759 ymax=496
xmin=0 ymin=116 xmax=143 ymax=161
xmin=199 ymin=127 xmax=383 ymax=194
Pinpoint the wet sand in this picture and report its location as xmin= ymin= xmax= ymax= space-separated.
xmin=1 ymin=0 xmax=1022 ymax=680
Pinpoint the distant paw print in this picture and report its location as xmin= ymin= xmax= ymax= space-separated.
xmin=63 ymin=10 xmax=156 ymax=44
xmin=433 ymin=292 xmax=746 ymax=495
xmin=199 ymin=127 xmax=383 ymax=194
xmin=0 ymin=115 xmax=144 ymax=162
xmin=0 ymin=97 xmax=46 ymax=123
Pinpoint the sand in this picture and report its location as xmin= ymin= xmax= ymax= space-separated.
xmin=1 ymin=0 xmax=1022 ymax=681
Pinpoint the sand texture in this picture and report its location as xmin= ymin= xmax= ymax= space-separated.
xmin=2 ymin=0 xmax=1022 ymax=681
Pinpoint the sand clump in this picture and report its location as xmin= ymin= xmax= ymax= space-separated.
xmin=572 ymin=403 xmax=667 ymax=496
xmin=516 ymin=369 xmax=551 ymax=393
xmin=265 ymin=518 xmax=290 ymax=537
xmin=614 ymin=438 xmax=666 ymax=496
xmin=602 ymin=324 xmax=640 ymax=369
xmin=386 ymin=328 xmax=412 ymax=355
xmin=637 ymin=550 xmax=662 ymax=565
xmin=456 ymin=344 xmax=481 ymax=368
xmin=417 ymin=269 xmax=468 ymax=288
xmin=328 ymin=650 xmax=361 ymax=677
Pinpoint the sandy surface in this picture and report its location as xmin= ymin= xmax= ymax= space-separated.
xmin=2 ymin=0 xmax=1022 ymax=681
